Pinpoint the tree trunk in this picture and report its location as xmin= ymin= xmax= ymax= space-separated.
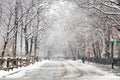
xmin=92 ymin=43 xmax=97 ymax=58
xmin=97 ymin=41 xmax=101 ymax=58
xmin=25 ymin=37 xmax=29 ymax=55
xmin=30 ymin=37 xmax=33 ymax=55
xmin=2 ymin=41 xmax=7 ymax=57
xmin=34 ymin=36 xmax=37 ymax=57
xmin=13 ymin=0 xmax=19 ymax=57
xmin=20 ymin=25 xmax=23 ymax=57
xmin=20 ymin=2 xmax=23 ymax=57
xmin=24 ymin=26 xmax=29 ymax=55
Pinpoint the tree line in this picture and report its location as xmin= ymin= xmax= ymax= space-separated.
xmin=0 ymin=0 xmax=50 ymax=57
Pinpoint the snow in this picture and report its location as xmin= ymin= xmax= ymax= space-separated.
xmin=76 ymin=60 xmax=120 ymax=80
xmin=0 ymin=60 xmax=49 ymax=78
xmin=0 ymin=60 xmax=120 ymax=80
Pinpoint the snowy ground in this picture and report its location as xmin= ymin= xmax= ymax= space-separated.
xmin=0 ymin=60 xmax=120 ymax=80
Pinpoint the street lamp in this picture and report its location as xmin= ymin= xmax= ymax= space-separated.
xmin=46 ymin=46 xmax=50 ymax=60
xmin=83 ymin=47 xmax=85 ymax=57
xmin=81 ymin=46 xmax=86 ymax=63
xmin=111 ymin=38 xmax=114 ymax=69
xmin=109 ymin=27 xmax=115 ymax=69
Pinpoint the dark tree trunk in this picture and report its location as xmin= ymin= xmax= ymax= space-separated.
xmin=25 ymin=38 xmax=29 ymax=55
xmin=24 ymin=26 xmax=29 ymax=55
xmin=13 ymin=0 xmax=19 ymax=57
xmin=2 ymin=41 xmax=8 ymax=57
xmin=92 ymin=43 xmax=97 ymax=58
xmin=30 ymin=37 xmax=33 ymax=55
xmin=97 ymin=41 xmax=101 ymax=58
xmin=34 ymin=36 xmax=37 ymax=57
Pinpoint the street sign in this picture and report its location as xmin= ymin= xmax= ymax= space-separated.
xmin=116 ymin=41 xmax=120 ymax=45
xmin=116 ymin=37 xmax=120 ymax=45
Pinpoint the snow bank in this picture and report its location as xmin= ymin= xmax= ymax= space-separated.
xmin=0 ymin=60 xmax=49 ymax=78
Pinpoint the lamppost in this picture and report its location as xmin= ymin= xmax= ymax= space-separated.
xmin=81 ymin=46 xmax=86 ymax=63
xmin=111 ymin=37 xmax=114 ymax=69
xmin=83 ymin=47 xmax=85 ymax=57
xmin=110 ymin=29 xmax=115 ymax=69
xmin=48 ymin=50 xmax=50 ymax=60
xmin=46 ymin=46 xmax=50 ymax=60
xmin=108 ymin=23 xmax=116 ymax=69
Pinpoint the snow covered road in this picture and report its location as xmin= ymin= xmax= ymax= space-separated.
xmin=0 ymin=60 xmax=120 ymax=80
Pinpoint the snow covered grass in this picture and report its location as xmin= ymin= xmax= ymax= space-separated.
xmin=0 ymin=60 xmax=49 ymax=78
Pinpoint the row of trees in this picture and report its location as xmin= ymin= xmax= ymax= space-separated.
xmin=1 ymin=0 xmax=120 ymax=60
xmin=52 ymin=0 xmax=120 ymax=59
xmin=0 ymin=0 xmax=51 ymax=57
xmin=39 ymin=0 xmax=120 ymax=60
xmin=73 ymin=0 xmax=120 ymax=59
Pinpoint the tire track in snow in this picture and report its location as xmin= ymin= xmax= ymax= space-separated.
xmin=46 ymin=61 xmax=67 ymax=80
xmin=67 ymin=61 xmax=84 ymax=77
xmin=59 ymin=61 xmax=67 ymax=80
xmin=60 ymin=61 xmax=84 ymax=80
xmin=50 ymin=61 xmax=61 ymax=80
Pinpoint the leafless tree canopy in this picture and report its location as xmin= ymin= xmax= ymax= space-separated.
xmin=0 ymin=0 xmax=119 ymax=60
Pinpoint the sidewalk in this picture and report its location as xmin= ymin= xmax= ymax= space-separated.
xmin=93 ymin=63 xmax=120 ymax=76
xmin=78 ymin=60 xmax=120 ymax=76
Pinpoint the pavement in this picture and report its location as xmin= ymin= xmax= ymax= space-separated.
xmin=89 ymin=62 xmax=120 ymax=76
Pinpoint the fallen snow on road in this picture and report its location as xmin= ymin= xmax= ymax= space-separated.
xmin=0 ymin=60 xmax=49 ymax=78
xmin=0 ymin=60 xmax=120 ymax=80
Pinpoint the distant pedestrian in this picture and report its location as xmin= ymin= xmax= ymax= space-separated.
xmin=82 ymin=57 xmax=85 ymax=63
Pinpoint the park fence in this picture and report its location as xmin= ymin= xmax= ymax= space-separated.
xmin=85 ymin=57 xmax=120 ymax=66
xmin=0 ymin=56 xmax=36 ymax=71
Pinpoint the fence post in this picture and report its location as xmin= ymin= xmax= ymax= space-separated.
xmin=7 ymin=58 xmax=10 ymax=71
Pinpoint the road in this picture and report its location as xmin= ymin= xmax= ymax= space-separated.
xmin=1 ymin=61 xmax=120 ymax=80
